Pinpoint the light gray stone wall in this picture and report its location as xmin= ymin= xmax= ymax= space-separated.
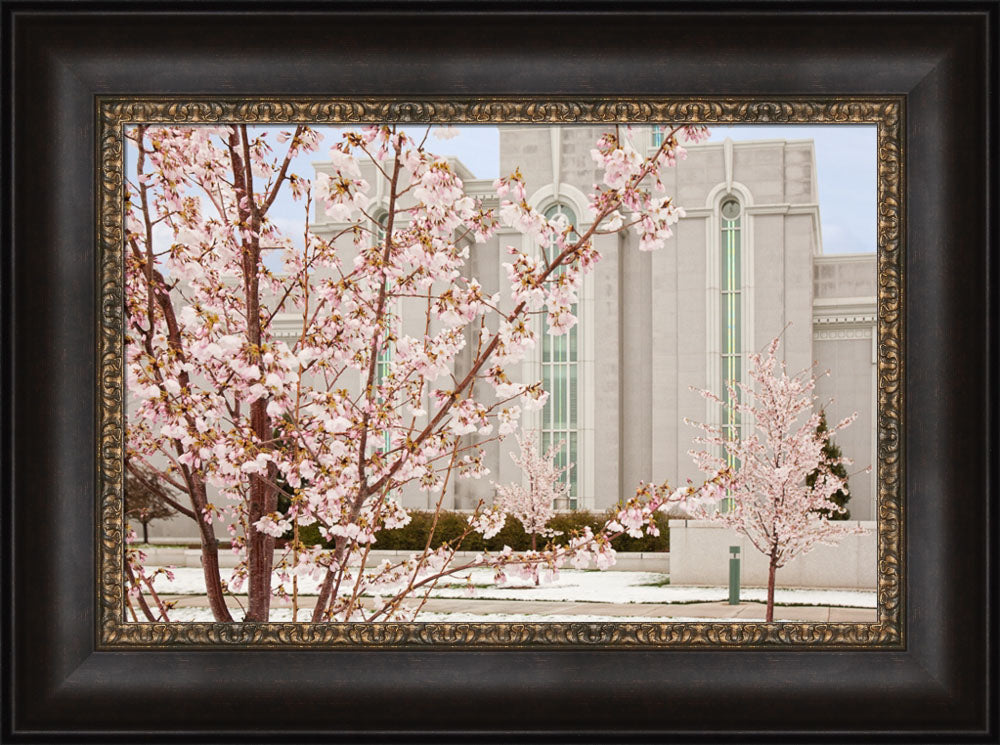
xmin=812 ymin=253 xmax=878 ymax=520
xmin=619 ymin=228 xmax=654 ymax=500
xmin=813 ymin=336 xmax=876 ymax=519
xmin=669 ymin=520 xmax=877 ymax=590
xmin=592 ymin=232 xmax=622 ymax=507
xmin=672 ymin=210 xmax=709 ymax=491
xmin=145 ymin=513 xmax=224 ymax=544
xmin=303 ymin=130 xmax=878 ymax=518
xmin=814 ymin=254 xmax=877 ymax=298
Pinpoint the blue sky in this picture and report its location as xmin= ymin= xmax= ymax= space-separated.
xmin=128 ymin=123 xmax=877 ymax=255
xmin=272 ymin=123 xmax=876 ymax=255
xmin=704 ymin=124 xmax=877 ymax=254
xmin=404 ymin=124 xmax=876 ymax=255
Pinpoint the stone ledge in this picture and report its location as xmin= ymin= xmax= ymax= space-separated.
xmin=136 ymin=547 xmax=670 ymax=572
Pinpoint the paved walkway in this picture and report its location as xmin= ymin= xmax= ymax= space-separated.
xmin=162 ymin=594 xmax=876 ymax=623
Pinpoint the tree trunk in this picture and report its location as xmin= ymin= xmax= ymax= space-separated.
xmin=229 ymin=127 xmax=277 ymax=623
xmin=245 ymin=459 xmax=277 ymax=622
xmin=312 ymin=535 xmax=349 ymax=622
xmin=141 ymin=520 xmax=149 ymax=545
xmin=313 ymin=571 xmax=335 ymax=622
xmin=766 ymin=556 xmax=778 ymax=622
xmin=198 ymin=515 xmax=234 ymax=623
xmin=190 ymin=479 xmax=234 ymax=623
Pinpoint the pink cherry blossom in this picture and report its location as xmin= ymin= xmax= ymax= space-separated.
xmin=685 ymin=331 xmax=868 ymax=621
xmin=494 ymin=430 xmax=564 ymax=552
xmin=125 ymin=121 xmax=713 ymax=623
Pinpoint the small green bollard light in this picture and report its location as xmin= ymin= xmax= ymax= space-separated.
xmin=728 ymin=545 xmax=741 ymax=605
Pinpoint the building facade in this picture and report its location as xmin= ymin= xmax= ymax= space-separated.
xmin=147 ymin=126 xmax=878 ymax=543
xmin=313 ymin=126 xmax=877 ymax=520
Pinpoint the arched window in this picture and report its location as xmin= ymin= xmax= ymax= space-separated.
xmin=541 ymin=203 xmax=579 ymax=508
xmin=719 ymin=197 xmax=742 ymax=509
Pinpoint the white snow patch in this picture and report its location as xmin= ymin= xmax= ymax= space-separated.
xmin=144 ymin=567 xmax=875 ymax=608
xmin=163 ymin=607 xmax=722 ymax=623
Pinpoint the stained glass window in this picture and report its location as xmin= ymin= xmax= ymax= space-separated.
xmin=541 ymin=203 xmax=579 ymax=509
xmin=373 ymin=210 xmax=392 ymax=453
xmin=720 ymin=198 xmax=742 ymax=511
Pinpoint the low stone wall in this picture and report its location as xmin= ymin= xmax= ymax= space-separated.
xmin=668 ymin=520 xmax=877 ymax=590
xmin=138 ymin=547 xmax=669 ymax=573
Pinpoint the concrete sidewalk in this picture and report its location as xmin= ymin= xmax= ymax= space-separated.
xmin=161 ymin=594 xmax=876 ymax=623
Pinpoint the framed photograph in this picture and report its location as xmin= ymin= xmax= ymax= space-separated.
xmin=105 ymin=106 xmax=894 ymax=644
xmin=3 ymin=2 xmax=994 ymax=741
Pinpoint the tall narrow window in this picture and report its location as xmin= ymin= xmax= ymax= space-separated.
xmin=373 ymin=210 xmax=392 ymax=453
xmin=651 ymin=125 xmax=665 ymax=148
xmin=375 ymin=347 xmax=392 ymax=454
xmin=719 ymin=198 xmax=742 ymax=510
xmin=541 ymin=203 xmax=579 ymax=509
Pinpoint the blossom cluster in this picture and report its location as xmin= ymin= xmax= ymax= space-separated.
xmin=493 ymin=430 xmax=565 ymax=538
xmin=125 ymin=121 xmax=709 ymax=622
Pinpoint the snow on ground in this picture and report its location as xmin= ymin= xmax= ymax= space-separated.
xmin=164 ymin=607 xmax=721 ymax=623
xmin=144 ymin=566 xmax=876 ymax=608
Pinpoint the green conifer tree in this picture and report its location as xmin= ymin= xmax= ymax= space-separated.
xmin=807 ymin=410 xmax=851 ymax=520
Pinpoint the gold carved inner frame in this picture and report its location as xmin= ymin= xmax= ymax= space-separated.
xmin=97 ymin=97 xmax=904 ymax=648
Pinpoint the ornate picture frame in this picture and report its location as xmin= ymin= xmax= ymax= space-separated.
xmin=98 ymin=97 xmax=904 ymax=649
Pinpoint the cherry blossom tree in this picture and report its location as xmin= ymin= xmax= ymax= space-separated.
xmin=494 ymin=429 xmax=566 ymax=583
xmin=686 ymin=333 xmax=867 ymax=621
xmin=126 ymin=120 xmax=725 ymax=623
xmin=124 ymin=528 xmax=175 ymax=623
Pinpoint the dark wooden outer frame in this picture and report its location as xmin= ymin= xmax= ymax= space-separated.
xmin=2 ymin=2 xmax=995 ymax=741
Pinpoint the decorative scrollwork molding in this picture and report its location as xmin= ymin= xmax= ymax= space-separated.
xmin=97 ymin=97 xmax=903 ymax=648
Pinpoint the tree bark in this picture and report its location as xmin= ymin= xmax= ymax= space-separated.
xmin=312 ymin=535 xmax=351 ymax=622
xmin=230 ymin=127 xmax=277 ymax=622
xmin=199 ymin=527 xmax=233 ymax=622
xmin=192 ymin=480 xmax=235 ymax=622
xmin=766 ymin=555 xmax=778 ymax=622
xmin=531 ymin=534 xmax=539 ymax=585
